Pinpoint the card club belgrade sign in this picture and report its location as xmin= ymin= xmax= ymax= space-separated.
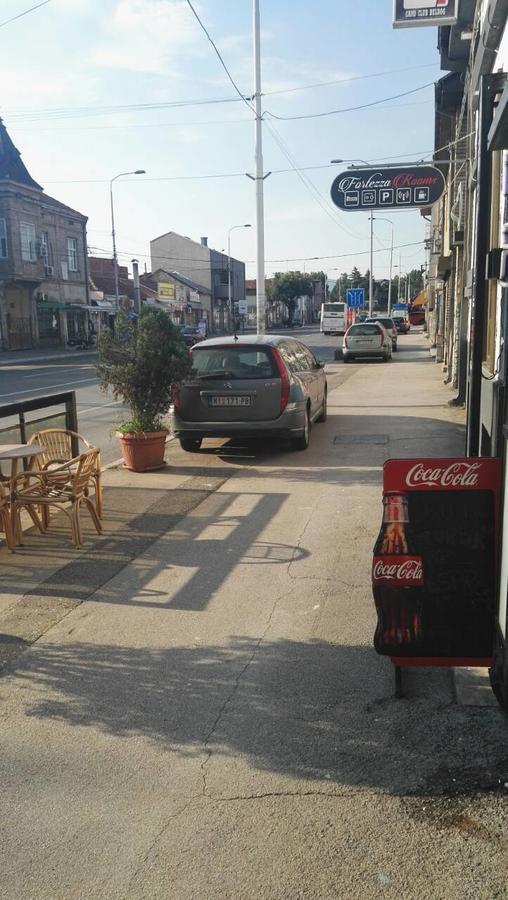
xmin=393 ymin=0 xmax=458 ymax=28
xmin=330 ymin=166 xmax=445 ymax=212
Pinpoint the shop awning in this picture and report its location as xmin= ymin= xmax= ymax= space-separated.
xmin=91 ymin=298 xmax=116 ymax=311
xmin=412 ymin=291 xmax=426 ymax=308
xmin=36 ymin=300 xmax=66 ymax=310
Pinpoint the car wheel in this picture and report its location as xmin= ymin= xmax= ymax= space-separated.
xmin=316 ymin=389 xmax=327 ymax=423
xmin=292 ymin=408 xmax=310 ymax=451
xmin=180 ymin=437 xmax=202 ymax=452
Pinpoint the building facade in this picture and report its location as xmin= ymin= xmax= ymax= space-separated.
xmin=421 ymin=0 xmax=508 ymax=706
xmin=149 ymin=231 xmax=245 ymax=333
xmin=142 ymin=268 xmax=212 ymax=330
xmin=0 ymin=119 xmax=88 ymax=351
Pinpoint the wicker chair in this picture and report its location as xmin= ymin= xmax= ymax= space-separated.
xmin=0 ymin=481 xmax=15 ymax=552
xmin=11 ymin=449 xmax=102 ymax=549
xmin=28 ymin=429 xmax=103 ymax=519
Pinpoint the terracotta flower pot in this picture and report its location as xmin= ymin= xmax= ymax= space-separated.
xmin=117 ymin=430 xmax=168 ymax=472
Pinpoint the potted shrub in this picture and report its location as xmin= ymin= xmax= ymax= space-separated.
xmin=96 ymin=308 xmax=193 ymax=472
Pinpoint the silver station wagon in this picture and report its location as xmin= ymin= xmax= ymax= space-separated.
xmin=342 ymin=322 xmax=392 ymax=363
xmin=171 ymin=335 xmax=327 ymax=451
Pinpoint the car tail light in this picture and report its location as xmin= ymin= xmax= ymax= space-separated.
xmin=171 ymin=383 xmax=180 ymax=412
xmin=271 ymin=348 xmax=290 ymax=413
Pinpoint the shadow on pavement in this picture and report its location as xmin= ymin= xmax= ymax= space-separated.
xmin=13 ymin=635 xmax=508 ymax=799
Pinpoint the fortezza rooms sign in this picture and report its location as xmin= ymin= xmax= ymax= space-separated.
xmin=330 ymin=166 xmax=446 ymax=212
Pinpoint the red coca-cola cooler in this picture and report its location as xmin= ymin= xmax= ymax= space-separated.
xmin=372 ymin=458 xmax=501 ymax=695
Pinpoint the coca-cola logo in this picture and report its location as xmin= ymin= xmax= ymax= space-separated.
xmin=373 ymin=558 xmax=423 ymax=582
xmin=405 ymin=462 xmax=482 ymax=489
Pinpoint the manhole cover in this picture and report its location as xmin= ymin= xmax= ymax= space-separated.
xmin=334 ymin=434 xmax=389 ymax=445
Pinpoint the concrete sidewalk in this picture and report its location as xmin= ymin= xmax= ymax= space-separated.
xmin=0 ymin=333 xmax=507 ymax=900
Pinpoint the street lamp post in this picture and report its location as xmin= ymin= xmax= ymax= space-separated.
xmin=110 ymin=169 xmax=145 ymax=310
xmin=330 ymin=159 xmax=373 ymax=314
xmin=373 ymin=217 xmax=394 ymax=315
xmin=228 ymin=224 xmax=251 ymax=332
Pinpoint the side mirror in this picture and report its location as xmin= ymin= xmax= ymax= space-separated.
xmin=315 ymin=361 xmax=325 ymax=369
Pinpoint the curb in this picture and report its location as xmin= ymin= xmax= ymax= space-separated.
xmin=0 ymin=350 xmax=98 ymax=367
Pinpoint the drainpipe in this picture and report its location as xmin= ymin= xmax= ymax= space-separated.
xmin=467 ymin=75 xmax=495 ymax=456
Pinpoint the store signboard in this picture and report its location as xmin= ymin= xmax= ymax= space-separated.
xmin=393 ymin=0 xmax=458 ymax=28
xmin=372 ymin=457 xmax=501 ymax=666
xmin=331 ymin=165 xmax=445 ymax=212
xmin=158 ymin=282 xmax=175 ymax=300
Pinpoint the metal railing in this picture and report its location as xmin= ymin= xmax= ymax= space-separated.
xmin=0 ymin=391 xmax=79 ymax=458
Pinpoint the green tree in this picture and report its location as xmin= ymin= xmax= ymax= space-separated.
xmin=96 ymin=308 xmax=193 ymax=433
xmin=349 ymin=266 xmax=363 ymax=286
xmin=270 ymin=271 xmax=313 ymax=319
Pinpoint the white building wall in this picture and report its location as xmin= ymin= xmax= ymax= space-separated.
xmin=150 ymin=232 xmax=212 ymax=292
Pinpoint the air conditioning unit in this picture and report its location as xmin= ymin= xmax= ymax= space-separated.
xmin=44 ymin=264 xmax=54 ymax=277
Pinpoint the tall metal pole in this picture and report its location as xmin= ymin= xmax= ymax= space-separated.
xmin=388 ymin=232 xmax=393 ymax=316
xmin=254 ymin=0 xmax=266 ymax=335
xmin=131 ymin=258 xmax=141 ymax=314
xmin=110 ymin=169 xmax=145 ymax=313
xmin=110 ymin=181 xmax=120 ymax=311
xmin=227 ymin=231 xmax=232 ymax=333
xmin=369 ymin=212 xmax=374 ymax=317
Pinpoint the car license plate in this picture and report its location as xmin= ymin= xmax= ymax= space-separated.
xmin=210 ymin=395 xmax=251 ymax=407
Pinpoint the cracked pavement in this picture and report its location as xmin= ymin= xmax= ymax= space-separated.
xmin=0 ymin=333 xmax=507 ymax=900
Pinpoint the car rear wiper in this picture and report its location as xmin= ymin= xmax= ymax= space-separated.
xmin=195 ymin=371 xmax=237 ymax=380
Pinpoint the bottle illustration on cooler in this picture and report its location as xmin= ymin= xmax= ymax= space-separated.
xmin=372 ymin=491 xmax=424 ymax=654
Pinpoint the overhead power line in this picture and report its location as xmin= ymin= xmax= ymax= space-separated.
xmin=264 ymin=81 xmax=435 ymax=121
xmin=0 ymin=0 xmax=51 ymax=29
xmin=263 ymin=63 xmax=437 ymax=96
xmin=2 ymin=65 xmax=435 ymax=123
xmin=183 ymin=0 xmax=255 ymax=115
xmin=11 ymin=98 xmax=432 ymax=134
xmin=264 ymin=120 xmax=364 ymax=241
xmin=88 ymin=239 xmax=424 ymax=267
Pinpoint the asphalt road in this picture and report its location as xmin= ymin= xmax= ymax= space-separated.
xmin=0 ymin=326 xmax=421 ymax=466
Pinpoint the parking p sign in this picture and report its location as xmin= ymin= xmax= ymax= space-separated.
xmin=346 ymin=288 xmax=365 ymax=308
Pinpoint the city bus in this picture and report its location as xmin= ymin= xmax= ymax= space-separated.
xmin=320 ymin=302 xmax=347 ymax=335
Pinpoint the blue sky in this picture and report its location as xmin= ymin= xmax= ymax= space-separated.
xmin=1 ymin=0 xmax=441 ymax=280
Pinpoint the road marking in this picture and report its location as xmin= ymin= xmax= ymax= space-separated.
xmin=24 ymin=365 xmax=95 ymax=378
xmin=79 ymin=399 xmax=123 ymax=416
xmin=0 ymin=376 xmax=99 ymax=400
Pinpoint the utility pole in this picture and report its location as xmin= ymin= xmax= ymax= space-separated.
xmin=388 ymin=238 xmax=393 ymax=316
xmin=131 ymin=259 xmax=141 ymax=314
xmin=253 ymin=0 xmax=266 ymax=335
xmin=109 ymin=169 xmax=145 ymax=311
xmin=369 ymin=212 xmax=374 ymax=317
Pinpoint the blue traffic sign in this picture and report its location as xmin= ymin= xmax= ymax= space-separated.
xmin=346 ymin=288 xmax=365 ymax=308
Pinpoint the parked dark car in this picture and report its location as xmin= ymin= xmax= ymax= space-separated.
xmin=171 ymin=334 xmax=327 ymax=452
xmin=392 ymin=316 xmax=410 ymax=334
xmin=176 ymin=325 xmax=203 ymax=347
xmin=365 ymin=317 xmax=398 ymax=351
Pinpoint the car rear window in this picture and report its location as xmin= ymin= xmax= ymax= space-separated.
xmin=348 ymin=324 xmax=380 ymax=336
xmin=191 ymin=346 xmax=278 ymax=380
xmin=368 ymin=318 xmax=394 ymax=329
